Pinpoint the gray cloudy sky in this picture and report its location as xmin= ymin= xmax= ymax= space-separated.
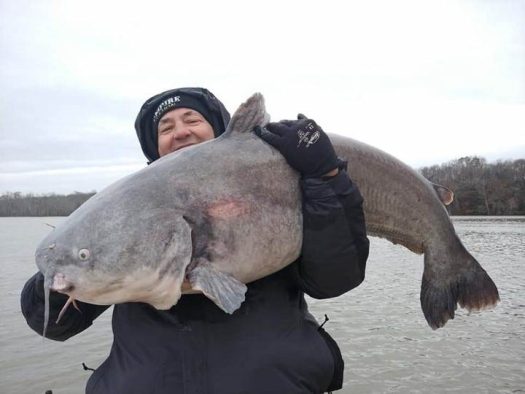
xmin=1 ymin=0 xmax=524 ymax=194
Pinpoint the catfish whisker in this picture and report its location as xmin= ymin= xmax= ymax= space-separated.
xmin=56 ymin=296 xmax=81 ymax=324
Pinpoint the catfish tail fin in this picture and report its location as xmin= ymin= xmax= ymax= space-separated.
xmin=420 ymin=247 xmax=499 ymax=329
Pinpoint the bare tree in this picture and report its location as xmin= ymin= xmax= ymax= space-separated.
xmin=420 ymin=157 xmax=525 ymax=215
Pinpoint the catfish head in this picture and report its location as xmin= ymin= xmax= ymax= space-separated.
xmin=35 ymin=92 xmax=270 ymax=336
xmin=35 ymin=190 xmax=193 ymax=310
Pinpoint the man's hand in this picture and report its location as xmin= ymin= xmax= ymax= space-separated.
xmin=254 ymin=114 xmax=339 ymax=178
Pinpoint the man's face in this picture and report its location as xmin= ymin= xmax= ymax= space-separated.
xmin=157 ymin=108 xmax=214 ymax=157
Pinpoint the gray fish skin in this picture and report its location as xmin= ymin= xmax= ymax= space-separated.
xmin=35 ymin=93 xmax=499 ymax=331
xmin=330 ymin=135 xmax=499 ymax=328
xmin=35 ymin=94 xmax=301 ymax=316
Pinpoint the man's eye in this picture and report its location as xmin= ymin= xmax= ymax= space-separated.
xmin=159 ymin=127 xmax=172 ymax=134
xmin=187 ymin=118 xmax=200 ymax=124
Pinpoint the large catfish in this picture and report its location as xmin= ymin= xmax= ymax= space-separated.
xmin=35 ymin=93 xmax=499 ymax=334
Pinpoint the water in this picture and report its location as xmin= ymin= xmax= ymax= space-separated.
xmin=0 ymin=217 xmax=523 ymax=394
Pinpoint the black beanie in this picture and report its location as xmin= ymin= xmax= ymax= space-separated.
xmin=135 ymin=87 xmax=231 ymax=163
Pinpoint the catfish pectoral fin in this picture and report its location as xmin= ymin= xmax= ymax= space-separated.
xmin=188 ymin=261 xmax=247 ymax=314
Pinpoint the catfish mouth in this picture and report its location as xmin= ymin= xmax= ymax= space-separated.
xmin=51 ymin=273 xmax=75 ymax=294
xmin=54 ymin=284 xmax=75 ymax=294
xmin=49 ymin=271 xmax=127 ymax=304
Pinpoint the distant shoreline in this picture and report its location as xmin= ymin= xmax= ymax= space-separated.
xmin=3 ymin=214 xmax=525 ymax=218
xmin=0 ymin=192 xmax=95 ymax=217
xmin=1 ymin=155 xmax=524 ymax=216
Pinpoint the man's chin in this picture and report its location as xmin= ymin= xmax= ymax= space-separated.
xmin=174 ymin=143 xmax=195 ymax=152
xmin=160 ymin=143 xmax=195 ymax=157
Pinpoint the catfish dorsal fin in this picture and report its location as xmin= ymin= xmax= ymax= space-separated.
xmin=432 ymin=183 xmax=454 ymax=206
xmin=224 ymin=93 xmax=270 ymax=135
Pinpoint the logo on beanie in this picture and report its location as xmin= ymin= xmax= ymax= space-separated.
xmin=153 ymin=96 xmax=181 ymax=123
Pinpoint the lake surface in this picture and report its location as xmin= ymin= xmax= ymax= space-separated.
xmin=0 ymin=217 xmax=523 ymax=393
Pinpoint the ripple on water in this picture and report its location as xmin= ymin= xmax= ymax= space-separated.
xmin=309 ymin=217 xmax=525 ymax=393
xmin=1 ymin=217 xmax=524 ymax=393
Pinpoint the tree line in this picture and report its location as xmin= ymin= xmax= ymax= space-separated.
xmin=0 ymin=191 xmax=96 ymax=216
xmin=420 ymin=156 xmax=525 ymax=215
xmin=1 ymin=156 xmax=524 ymax=216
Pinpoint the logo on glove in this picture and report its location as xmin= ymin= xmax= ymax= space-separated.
xmin=297 ymin=122 xmax=320 ymax=148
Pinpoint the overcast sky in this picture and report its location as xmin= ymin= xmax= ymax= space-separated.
xmin=1 ymin=0 xmax=524 ymax=194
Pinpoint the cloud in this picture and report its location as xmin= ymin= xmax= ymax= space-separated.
xmin=1 ymin=0 xmax=524 ymax=193
xmin=1 ymin=86 xmax=144 ymax=167
xmin=0 ymin=164 xmax=145 ymax=194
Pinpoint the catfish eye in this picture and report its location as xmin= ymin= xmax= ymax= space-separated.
xmin=78 ymin=249 xmax=90 ymax=260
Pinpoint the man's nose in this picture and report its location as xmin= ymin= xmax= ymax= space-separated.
xmin=172 ymin=125 xmax=192 ymax=139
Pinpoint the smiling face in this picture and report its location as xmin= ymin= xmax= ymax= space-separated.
xmin=157 ymin=108 xmax=215 ymax=157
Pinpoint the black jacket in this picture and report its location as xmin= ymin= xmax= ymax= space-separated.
xmin=21 ymin=169 xmax=369 ymax=394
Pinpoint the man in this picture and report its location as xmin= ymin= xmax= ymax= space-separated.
xmin=21 ymin=87 xmax=369 ymax=393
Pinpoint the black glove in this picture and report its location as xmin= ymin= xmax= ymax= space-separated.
xmin=254 ymin=114 xmax=339 ymax=178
